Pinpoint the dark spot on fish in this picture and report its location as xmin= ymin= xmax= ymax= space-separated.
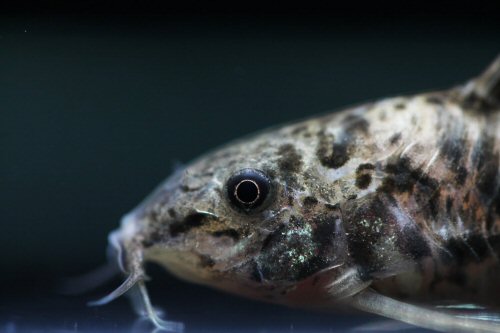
xmin=317 ymin=139 xmax=350 ymax=169
xmin=465 ymin=234 xmax=490 ymax=261
xmin=455 ymin=166 xmax=468 ymax=185
xmin=440 ymin=136 xmax=465 ymax=166
xmin=461 ymin=91 xmax=498 ymax=113
xmin=477 ymin=158 xmax=499 ymax=198
xmin=169 ymin=213 xmax=208 ymax=237
xmin=142 ymin=230 xmax=163 ymax=248
xmin=316 ymin=127 xmax=355 ymax=169
xmin=342 ymin=114 xmax=369 ymax=134
xmin=212 ymin=228 xmax=240 ymax=240
xmin=330 ymin=141 xmax=350 ymax=167
xmin=302 ymin=196 xmax=318 ymax=207
xmin=472 ymin=134 xmax=499 ymax=199
xmin=396 ymin=222 xmax=432 ymax=260
xmin=356 ymin=163 xmax=375 ymax=189
xmin=357 ymin=163 xmax=376 ymax=171
xmin=167 ymin=208 xmax=177 ymax=218
xmin=426 ymin=95 xmax=445 ymax=105
xmin=442 ymin=235 xmax=486 ymax=265
xmin=415 ymin=178 xmax=441 ymax=219
xmin=389 ymin=132 xmax=402 ymax=145
xmin=395 ymin=103 xmax=406 ymax=110
xmin=427 ymin=190 xmax=440 ymax=218
xmin=379 ymin=157 xmax=439 ymax=194
xmin=180 ymin=184 xmax=201 ymax=192
xmin=198 ymin=255 xmax=215 ymax=268
xmin=379 ymin=157 xmax=441 ymax=219
xmin=356 ymin=174 xmax=372 ymax=189
xmin=446 ymin=196 xmax=453 ymax=215
xmin=147 ymin=209 xmax=160 ymax=222
xmin=277 ymin=143 xmax=303 ymax=174
xmin=378 ymin=157 xmax=421 ymax=193
xmin=325 ymin=203 xmax=340 ymax=210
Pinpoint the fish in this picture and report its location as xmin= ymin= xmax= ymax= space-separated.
xmin=91 ymin=55 xmax=500 ymax=332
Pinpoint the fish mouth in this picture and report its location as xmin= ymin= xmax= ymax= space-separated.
xmin=145 ymin=248 xmax=219 ymax=285
xmin=96 ymin=209 xmax=219 ymax=299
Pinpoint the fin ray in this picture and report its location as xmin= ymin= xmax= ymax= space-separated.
xmin=462 ymin=54 xmax=500 ymax=109
xmin=348 ymin=289 xmax=500 ymax=333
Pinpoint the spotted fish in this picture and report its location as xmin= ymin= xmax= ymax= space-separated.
xmin=91 ymin=56 xmax=500 ymax=332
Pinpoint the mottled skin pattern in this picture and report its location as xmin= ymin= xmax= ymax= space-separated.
xmin=105 ymin=57 xmax=500 ymax=330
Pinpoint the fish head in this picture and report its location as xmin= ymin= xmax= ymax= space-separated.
xmin=110 ymin=121 xmax=352 ymax=305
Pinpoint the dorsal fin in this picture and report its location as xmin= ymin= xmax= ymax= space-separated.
xmin=461 ymin=54 xmax=500 ymax=111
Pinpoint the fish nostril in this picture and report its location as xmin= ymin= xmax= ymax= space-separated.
xmin=167 ymin=208 xmax=177 ymax=219
xmin=169 ymin=213 xmax=208 ymax=237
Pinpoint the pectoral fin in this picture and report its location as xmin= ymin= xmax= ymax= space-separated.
xmin=347 ymin=289 xmax=500 ymax=333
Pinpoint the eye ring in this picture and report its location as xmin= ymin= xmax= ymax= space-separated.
xmin=234 ymin=179 xmax=260 ymax=205
xmin=226 ymin=168 xmax=272 ymax=212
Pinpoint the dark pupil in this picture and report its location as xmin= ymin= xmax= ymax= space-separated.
xmin=226 ymin=168 xmax=271 ymax=211
xmin=235 ymin=180 xmax=259 ymax=204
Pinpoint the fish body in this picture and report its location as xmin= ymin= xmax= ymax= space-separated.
xmin=96 ymin=56 xmax=500 ymax=332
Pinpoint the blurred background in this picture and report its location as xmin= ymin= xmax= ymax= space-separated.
xmin=1 ymin=2 xmax=499 ymax=332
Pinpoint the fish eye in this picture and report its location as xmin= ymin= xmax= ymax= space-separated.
xmin=226 ymin=169 xmax=271 ymax=211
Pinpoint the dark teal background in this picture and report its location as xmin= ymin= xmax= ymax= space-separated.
xmin=1 ymin=8 xmax=499 ymax=332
